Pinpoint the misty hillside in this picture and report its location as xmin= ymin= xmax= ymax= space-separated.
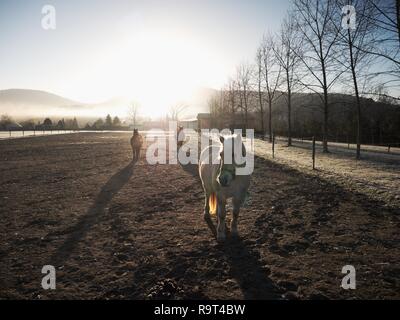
xmin=0 ymin=89 xmax=137 ymax=119
xmin=0 ymin=89 xmax=87 ymax=118
xmin=0 ymin=88 xmax=216 ymax=120
xmin=0 ymin=89 xmax=78 ymax=107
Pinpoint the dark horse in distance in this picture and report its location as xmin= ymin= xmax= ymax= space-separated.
xmin=130 ymin=129 xmax=144 ymax=161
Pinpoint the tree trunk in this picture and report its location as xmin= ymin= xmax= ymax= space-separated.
xmin=322 ymin=90 xmax=328 ymax=153
xmin=243 ymin=90 xmax=248 ymax=130
xmin=268 ymin=100 xmax=272 ymax=143
xmin=286 ymin=70 xmax=292 ymax=147
xmin=258 ymin=80 xmax=265 ymax=137
xmin=319 ymin=60 xmax=330 ymax=153
xmin=348 ymin=28 xmax=361 ymax=159
xmin=288 ymin=95 xmax=292 ymax=146
xmin=320 ymin=40 xmax=329 ymax=153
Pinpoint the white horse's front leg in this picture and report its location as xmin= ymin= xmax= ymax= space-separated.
xmin=231 ymin=197 xmax=241 ymax=237
xmin=217 ymin=198 xmax=227 ymax=242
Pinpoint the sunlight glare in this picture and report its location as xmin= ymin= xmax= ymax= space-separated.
xmin=92 ymin=28 xmax=215 ymax=117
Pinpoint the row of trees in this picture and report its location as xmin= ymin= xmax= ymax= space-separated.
xmin=0 ymin=115 xmax=79 ymax=130
xmin=84 ymin=114 xmax=124 ymax=130
xmin=211 ymin=0 xmax=400 ymax=159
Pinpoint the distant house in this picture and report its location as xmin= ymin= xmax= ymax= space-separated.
xmin=178 ymin=118 xmax=198 ymax=130
xmin=197 ymin=113 xmax=211 ymax=130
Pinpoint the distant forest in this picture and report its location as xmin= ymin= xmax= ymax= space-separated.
xmin=210 ymin=91 xmax=400 ymax=146
xmin=0 ymin=115 xmax=79 ymax=131
xmin=83 ymin=114 xmax=128 ymax=130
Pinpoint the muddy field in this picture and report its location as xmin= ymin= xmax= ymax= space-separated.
xmin=0 ymin=132 xmax=399 ymax=299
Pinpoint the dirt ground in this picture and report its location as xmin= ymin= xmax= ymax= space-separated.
xmin=0 ymin=132 xmax=399 ymax=299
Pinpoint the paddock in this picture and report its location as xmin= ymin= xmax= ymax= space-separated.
xmin=0 ymin=132 xmax=399 ymax=299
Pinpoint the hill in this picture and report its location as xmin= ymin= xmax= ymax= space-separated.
xmin=0 ymin=88 xmax=216 ymax=120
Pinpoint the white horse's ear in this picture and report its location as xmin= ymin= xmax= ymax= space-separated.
xmin=219 ymin=136 xmax=225 ymax=143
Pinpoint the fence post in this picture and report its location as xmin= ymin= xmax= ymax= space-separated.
xmin=9 ymin=130 xmax=11 ymax=137
xmin=272 ymin=133 xmax=275 ymax=159
xmin=388 ymin=144 xmax=391 ymax=153
xmin=312 ymin=136 xmax=316 ymax=170
xmin=22 ymin=130 xmax=24 ymax=136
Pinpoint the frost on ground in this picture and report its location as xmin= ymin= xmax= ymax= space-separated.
xmin=254 ymin=138 xmax=400 ymax=210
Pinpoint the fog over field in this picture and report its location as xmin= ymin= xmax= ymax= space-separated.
xmin=0 ymin=88 xmax=215 ymax=120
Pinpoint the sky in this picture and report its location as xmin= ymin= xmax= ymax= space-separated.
xmin=0 ymin=0 xmax=290 ymax=116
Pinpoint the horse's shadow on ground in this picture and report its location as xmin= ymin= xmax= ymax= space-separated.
xmin=51 ymin=161 xmax=135 ymax=266
xmin=144 ymin=236 xmax=282 ymax=300
xmin=179 ymin=162 xmax=282 ymax=299
xmin=217 ymin=238 xmax=282 ymax=299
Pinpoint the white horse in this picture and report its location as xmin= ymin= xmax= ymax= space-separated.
xmin=199 ymin=134 xmax=251 ymax=242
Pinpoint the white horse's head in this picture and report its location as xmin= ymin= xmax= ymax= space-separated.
xmin=217 ymin=133 xmax=246 ymax=187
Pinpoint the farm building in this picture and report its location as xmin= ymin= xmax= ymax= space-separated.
xmin=178 ymin=118 xmax=198 ymax=130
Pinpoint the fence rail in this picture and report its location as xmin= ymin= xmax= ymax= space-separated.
xmin=0 ymin=129 xmax=78 ymax=139
xmin=256 ymin=133 xmax=400 ymax=170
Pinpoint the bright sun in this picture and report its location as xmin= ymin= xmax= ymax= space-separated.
xmin=88 ymin=28 xmax=218 ymax=118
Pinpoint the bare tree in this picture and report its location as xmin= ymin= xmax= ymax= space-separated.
xmin=128 ymin=101 xmax=140 ymax=128
xmin=218 ymin=88 xmax=229 ymax=114
xmin=335 ymin=0 xmax=376 ymax=159
xmin=236 ymin=63 xmax=253 ymax=130
xmin=293 ymin=0 xmax=343 ymax=152
xmin=362 ymin=0 xmax=400 ymax=69
xmin=260 ymin=33 xmax=282 ymax=142
xmin=274 ymin=14 xmax=302 ymax=146
xmin=226 ymin=78 xmax=238 ymax=129
xmin=255 ymin=48 xmax=266 ymax=136
xmin=169 ymin=102 xmax=188 ymax=121
xmin=208 ymin=94 xmax=220 ymax=115
xmin=0 ymin=114 xmax=14 ymax=129
xmin=236 ymin=73 xmax=244 ymax=124
xmin=359 ymin=0 xmax=400 ymax=98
